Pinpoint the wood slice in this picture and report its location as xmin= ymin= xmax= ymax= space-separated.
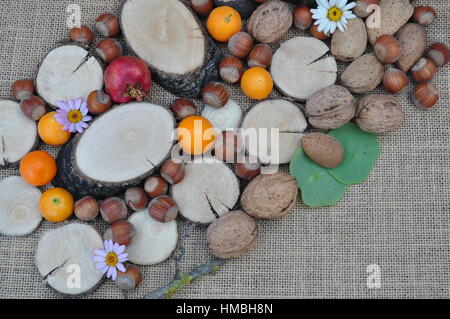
xmin=121 ymin=0 xmax=221 ymax=98
xmin=0 ymin=100 xmax=38 ymax=168
xmin=271 ymin=37 xmax=337 ymax=101
xmin=53 ymin=102 xmax=175 ymax=199
xmin=172 ymin=158 xmax=240 ymax=224
xmin=36 ymin=45 xmax=103 ymax=107
xmin=241 ymin=99 xmax=307 ymax=165
xmin=126 ymin=210 xmax=178 ymax=265
xmin=35 ymin=223 xmax=104 ymax=296
xmin=0 ymin=176 xmax=42 ymax=236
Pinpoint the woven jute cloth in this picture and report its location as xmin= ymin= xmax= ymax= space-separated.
xmin=0 ymin=0 xmax=449 ymax=299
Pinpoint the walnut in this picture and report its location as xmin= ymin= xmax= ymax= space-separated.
xmin=355 ymin=95 xmax=404 ymax=133
xmin=241 ymin=172 xmax=298 ymax=219
xmin=247 ymin=0 xmax=293 ymax=43
xmin=305 ymin=85 xmax=357 ymax=130
xmin=207 ymin=211 xmax=258 ymax=259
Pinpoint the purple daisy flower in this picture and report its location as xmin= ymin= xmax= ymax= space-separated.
xmin=54 ymin=98 xmax=92 ymax=133
xmin=93 ymin=239 xmax=128 ymax=281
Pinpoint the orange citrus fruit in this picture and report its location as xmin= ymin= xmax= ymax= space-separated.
xmin=19 ymin=151 xmax=57 ymax=186
xmin=39 ymin=188 xmax=74 ymax=223
xmin=38 ymin=111 xmax=71 ymax=146
xmin=178 ymin=116 xmax=216 ymax=155
xmin=241 ymin=67 xmax=274 ymax=100
xmin=206 ymin=6 xmax=242 ymax=42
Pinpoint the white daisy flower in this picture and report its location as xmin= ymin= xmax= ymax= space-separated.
xmin=311 ymin=0 xmax=357 ymax=34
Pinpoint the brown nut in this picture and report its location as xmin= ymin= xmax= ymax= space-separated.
xmin=148 ymin=195 xmax=179 ymax=223
xmin=100 ymin=197 xmax=128 ymax=223
xmin=110 ymin=220 xmax=136 ymax=246
xmin=412 ymin=83 xmax=439 ymax=109
xmin=87 ymin=90 xmax=112 ymax=114
xmin=341 ymin=54 xmax=384 ymax=93
xmin=247 ymin=44 xmax=272 ymax=68
xmin=411 ymin=58 xmax=437 ymax=83
xmin=412 ymin=6 xmax=437 ymax=26
xmin=305 ymin=85 xmax=356 ymax=130
xmin=383 ymin=67 xmax=408 ymax=94
xmin=235 ymin=156 xmax=261 ymax=180
xmin=96 ymin=12 xmax=121 ymax=37
xmin=20 ymin=95 xmax=46 ymax=121
xmin=374 ymin=34 xmax=401 ymax=64
xmin=116 ymin=264 xmax=142 ymax=290
xmin=124 ymin=187 xmax=149 ymax=212
xmin=207 ymin=211 xmax=258 ymax=259
xmin=355 ymin=94 xmax=404 ymax=133
xmin=354 ymin=0 xmax=379 ymax=18
xmin=144 ymin=176 xmax=169 ymax=198
xmin=301 ymin=134 xmax=344 ymax=168
xmin=331 ymin=18 xmax=367 ymax=62
xmin=427 ymin=43 xmax=450 ymax=67
xmin=214 ymin=130 xmax=243 ymax=162
xmin=228 ymin=32 xmax=254 ymax=58
xmin=293 ymin=6 xmax=313 ymax=30
xmin=12 ymin=79 xmax=35 ymax=101
xmin=160 ymin=159 xmax=185 ymax=185
xmin=95 ymin=38 xmax=123 ymax=63
xmin=309 ymin=24 xmax=329 ymax=41
xmin=190 ymin=0 xmax=213 ymax=17
xmin=395 ymin=23 xmax=427 ymax=73
xmin=169 ymin=98 xmax=196 ymax=120
xmin=69 ymin=25 xmax=94 ymax=45
xmin=219 ymin=56 xmax=244 ymax=84
xmin=74 ymin=196 xmax=99 ymax=221
xmin=201 ymin=82 xmax=229 ymax=108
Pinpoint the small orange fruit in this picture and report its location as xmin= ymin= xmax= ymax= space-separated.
xmin=206 ymin=6 xmax=242 ymax=42
xmin=38 ymin=111 xmax=71 ymax=146
xmin=39 ymin=188 xmax=74 ymax=223
xmin=178 ymin=116 xmax=216 ymax=155
xmin=241 ymin=67 xmax=274 ymax=100
xmin=19 ymin=151 xmax=57 ymax=186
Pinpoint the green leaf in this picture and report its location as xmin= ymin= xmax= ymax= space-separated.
xmin=327 ymin=123 xmax=381 ymax=185
xmin=290 ymin=148 xmax=348 ymax=207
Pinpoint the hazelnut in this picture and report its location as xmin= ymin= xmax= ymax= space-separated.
xmin=110 ymin=220 xmax=136 ymax=246
xmin=247 ymin=44 xmax=272 ymax=68
xmin=201 ymin=82 xmax=229 ymax=108
xmin=100 ymin=197 xmax=128 ymax=223
xmin=148 ymin=195 xmax=179 ymax=223
xmin=96 ymin=12 xmax=120 ymax=37
xmin=356 ymin=95 xmax=404 ymax=133
xmin=214 ymin=131 xmax=243 ymax=162
xmin=374 ymin=35 xmax=401 ymax=64
xmin=412 ymin=83 xmax=439 ymax=109
xmin=170 ymin=98 xmax=196 ymax=120
xmin=69 ymin=25 xmax=94 ymax=45
xmin=293 ymin=6 xmax=313 ymax=30
xmin=219 ymin=56 xmax=244 ymax=84
xmin=160 ymin=159 xmax=185 ymax=185
xmin=74 ymin=196 xmax=99 ymax=221
xmin=411 ymin=58 xmax=437 ymax=83
xmin=144 ymin=176 xmax=169 ymax=198
xmin=87 ymin=90 xmax=112 ymax=114
xmin=124 ymin=187 xmax=149 ymax=211
xmin=20 ymin=95 xmax=46 ymax=121
xmin=189 ymin=0 xmax=213 ymax=17
xmin=309 ymin=25 xmax=329 ymax=41
xmin=353 ymin=0 xmax=380 ymax=18
xmin=383 ymin=67 xmax=408 ymax=94
xmin=12 ymin=79 xmax=35 ymax=101
xmin=95 ymin=38 xmax=123 ymax=63
xmin=235 ymin=156 xmax=261 ymax=180
xmin=116 ymin=264 xmax=142 ymax=290
xmin=412 ymin=6 xmax=437 ymax=26
xmin=228 ymin=32 xmax=254 ymax=58
xmin=427 ymin=43 xmax=450 ymax=68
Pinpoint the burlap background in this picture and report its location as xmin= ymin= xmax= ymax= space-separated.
xmin=0 ymin=0 xmax=449 ymax=299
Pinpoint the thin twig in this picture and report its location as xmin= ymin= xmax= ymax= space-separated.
xmin=173 ymin=221 xmax=197 ymax=280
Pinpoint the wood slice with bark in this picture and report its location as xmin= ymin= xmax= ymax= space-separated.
xmin=0 ymin=176 xmax=42 ymax=236
xmin=53 ymin=102 xmax=175 ymax=199
xmin=36 ymin=45 xmax=103 ymax=108
xmin=172 ymin=158 xmax=240 ymax=224
xmin=271 ymin=37 xmax=338 ymax=101
xmin=35 ymin=223 xmax=104 ymax=296
xmin=241 ymin=99 xmax=307 ymax=165
xmin=121 ymin=0 xmax=221 ymax=98
xmin=0 ymin=100 xmax=38 ymax=168
xmin=126 ymin=210 xmax=178 ymax=265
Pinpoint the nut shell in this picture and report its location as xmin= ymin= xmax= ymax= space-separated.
xmin=110 ymin=220 xmax=136 ymax=246
xmin=354 ymin=0 xmax=380 ymax=18
xmin=412 ymin=83 xmax=439 ymax=109
xmin=148 ymin=195 xmax=179 ymax=223
xmin=74 ymin=196 xmax=99 ymax=221
xmin=20 ymin=95 xmax=46 ymax=121
xmin=427 ymin=43 xmax=450 ymax=67
xmin=100 ymin=197 xmax=128 ymax=223
xmin=411 ymin=58 xmax=437 ymax=83
xmin=309 ymin=25 xmax=329 ymax=40
xmin=301 ymin=134 xmax=344 ymax=168
xmin=228 ymin=32 xmax=254 ymax=58
xmin=383 ymin=68 xmax=408 ymax=94
xmin=69 ymin=25 xmax=94 ymax=45
xmin=124 ymin=187 xmax=149 ymax=211
xmin=305 ymin=85 xmax=356 ymax=130
xmin=374 ymin=35 xmax=401 ymax=64
xmin=356 ymin=94 xmax=404 ymax=133
xmin=331 ymin=18 xmax=367 ymax=62
xmin=144 ymin=176 xmax=169 ymax=198
xmin=293 ymin=6 xmax=313 ymax=30
xmin=170 ymin=98 xmax=196 ymax=120
xmin=235 ymin=156 xmax=261 ymax=180
xmin=412 ymin=6 xmax=436 ymax=26
xmin=341 ymin=54 xmax=384 ymax=93
xmin=247 ymin=44 xmax=272 ymax=68
xmin=116 ymin=264 xmax=142 ymax=290
xmin=201 ymin=82 xmax=229 ymax=108
xmin=219 ymin=56 xmax=244 ymax=84
xmin=12 ymin=79 xmax=35 ymax=101
xmin=96 ymin=12 xmax=121 ymax=37
xmin=395 ymin=23 xmax=427 ymax=73
xmin=160 ymin=159 xmax=185 ymax=185
xmin=207 ymin=211 xmax=258 ymax=259
xmin=95 ymin=38 xmax=123 ymax=63
xmin=87 ymin=90 xmax=112 ymax=114
xmin=241 ymin=172 xmax=297 ymax=219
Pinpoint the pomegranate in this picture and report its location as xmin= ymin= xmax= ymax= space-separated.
xmin=104 ymin=56 xmax=152 ymax=103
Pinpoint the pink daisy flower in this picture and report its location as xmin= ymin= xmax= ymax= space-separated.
xmin=93 ymin=239 xmax=128 ymax=281
xmin=54 ymin=98 xmax=92 ymax=133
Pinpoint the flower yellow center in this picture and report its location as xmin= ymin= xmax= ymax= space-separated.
xmin=328 ymin=7 xmax=343 ymax=22
xmin=105 ymin=252 xmax=118 ymax=266
xmin=67 ymin=110 xmax=83 ymax=123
